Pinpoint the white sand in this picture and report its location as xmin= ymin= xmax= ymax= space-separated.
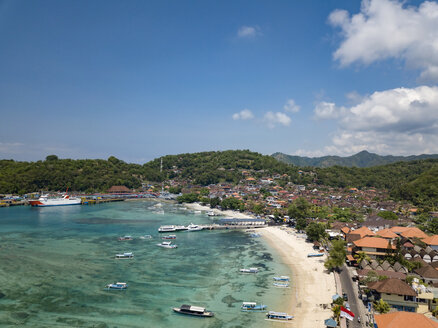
xmin=184 ymin=202 xmax=255 ymax=219
xmin=262 ymin=226 xmax=336 ymax=327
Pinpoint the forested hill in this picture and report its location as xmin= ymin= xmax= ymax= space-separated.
xmin=272 ymin=150 xmax=438 ymax=168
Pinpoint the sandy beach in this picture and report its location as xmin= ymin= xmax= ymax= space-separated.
xmin=184 ymin=202 xmax=255 ymax=219
xmin=262 ymin=226 xmax=336 ymax=327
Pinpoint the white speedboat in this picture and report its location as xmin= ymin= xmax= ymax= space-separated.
xmin=156 ymin=241 xmax=177 ymax=249
xmin=187 ymin=223 xmax=203 ymax=231
xmin=115 ymin=252 xmax=133 ymax=259
xmin=118 ymin=235 xmax=133 ymax=241
xmin=241 ymin=302 xmax=267 ymax=312
xmin=29 ymin=194 xmax=81 ymax=207
xmin=240 ymin=267 xmax=258 ymax=273
xmin=139 ymin=235 xmax=152 ymax=239
xmin=207 ymin=211 xmax=216 ymax=216
xmin=273 ymin=276 xmax=290 ymax=281
xmin=266 ymin=311 xmax=293 ymax=321
xmin=105 ymin=282 xmax=128 ymax=290
xmin=273 ymin=282 xmax=289 ymax=288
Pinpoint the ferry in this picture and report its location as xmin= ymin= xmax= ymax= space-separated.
xmin=266 ymin=311 xmax=293 ymax=321
xmin=162 ymin=235 xmax=176 ymax=240
xmin=175 ymin=225 xmax=188 ymax=231
xmin=241 ymin=302 xmax=267 ymax=312
xmin=273 ymin=276 xmax=290 ymax=281
xmin=29 ymin=194 xmax=81 ymax=207
xmin=172 ymin=304 xmax=214 ymax=317
xmin=158 ymin=225 xmax=176 ymax=233
xmin=187 ymin=223 xmax=203 ymax=231
xmin=273 ymin=282 xmax=290 ymax=288
xmin=118 ymin=235 xmax=133 ymax=241
xmin=105 ymin=282 xmax=128 ymax=290
xmin=157 ymin=241 xmax=177 ymax=249
xmin=115 ymin=252 xmax=134 ymax=259
xmin=240 ymin=267 xmax=259 ymax=273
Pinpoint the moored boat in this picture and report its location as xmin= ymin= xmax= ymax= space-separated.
xmin=158 ymin=225 xmax=176 ymax=233
xmin=187 ymin=223 xmax=203 ymax=231
xmin=115 ymin=252 xmax=134 ymax=259
xmin=139 ymin=235 xmax=152 ymax=239
xmin=241 ymin=302 xmax=267 ymax=312
xmin=29 ymin=194 xmax=81 ymax=207
xmin=156 ymin=241 xmax=177 ymax=248
xmin=172 ymin=304 xmax=214 ymax=317
xmin=240 ymin=267 xmax=259 ymax=273
xmin=118 ymin=235 xmax=133 ymax=241
xmin=307 ymin=253 xmax=324 ymax=257
xmin=273 ymin=282 xmax=289 ymax=288
xmin=162 ymin=235 xmax=176 ymax=240
xmin=266 ymin=311 xmax=293 ymax=321
xmin=105 ymin=282 xmax=128 ymax=290
xmin=273 ymin=276 xmax=290 ymax=281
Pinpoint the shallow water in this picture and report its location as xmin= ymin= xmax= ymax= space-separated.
xmin=0 ymin=201 xmax=293 ymax=327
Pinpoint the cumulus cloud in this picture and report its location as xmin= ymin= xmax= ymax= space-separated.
xmin=237 ymin=26 xmax=260 ymax=38
xmin=232 ymin=109 xmax=254 ymax=120
xmin=283 ymin=99 xmax=300 ymax=113
xmin=313 ymin=85 xmax=438 ymax=155
xmin=264 ymin=111 xmax=291 ymax=128
xmin=329 ymin=0 xmax=438 ymax=81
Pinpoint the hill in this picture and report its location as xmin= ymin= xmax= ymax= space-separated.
xmin=272 ymin=150 xmax=438 ymax=168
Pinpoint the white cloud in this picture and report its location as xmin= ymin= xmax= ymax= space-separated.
xmin=283 ymin=99 xmax=300 ymax=113
xmin=329 ymin=0 xmax=438 ymax=81
xmin=237 ymin=26 xmax=260 ymax=38
xmin=232 ymin=109 xmax=254 ymax=120
xmin=312 ymin=85 xmax=438 ymax=155
xmin=264 ymin=111 xmax=291 ymax=128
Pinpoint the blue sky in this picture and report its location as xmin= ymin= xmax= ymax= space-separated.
xmin=1 ymin=0 xmax=438 ymax=163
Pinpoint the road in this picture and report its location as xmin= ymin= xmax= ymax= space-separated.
xmin=339 ymin=264 xmax=365 ymax=328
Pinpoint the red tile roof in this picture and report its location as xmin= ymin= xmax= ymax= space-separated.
xmin=422 ymin=235 xmax=438 ymax=246
xmin=375 ymin=312 xmax=438 ymax=328
xmin=353 ymin=236 xmax=396 ymax=249
xmin=376 ymin=228 xmax=398 ymax=239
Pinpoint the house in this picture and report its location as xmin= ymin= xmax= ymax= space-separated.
xmin=368 ymin=278 xmax=432 ymax=313
xmin=414 ymin=264 xmax=438 ymax=285
xmin=422 ymin=235 xmax=438 ymax=251
xmin=376 ymin=228 xmax=399 ymax=241
xmin=352 ymin=236 xmax=396 ymax=259
xmin=347 ymin=226 xmax=375 ymax=243
xmin=107 ymin=185 xmax=132 ymax=194
xmin=374 ymin=312 xmax=438 ymax=328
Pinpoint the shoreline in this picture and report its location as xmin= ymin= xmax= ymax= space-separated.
xmin=183 ymin=202 xmax=256 ymax=219
xmin=261 ymin=226 xmax=336 ymax=327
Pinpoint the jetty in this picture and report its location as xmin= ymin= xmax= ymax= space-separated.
xmin=158 ymin=218 xmax=267 ymax=232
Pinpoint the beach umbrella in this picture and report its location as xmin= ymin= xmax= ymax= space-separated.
xmin=324 ymin=318 xmax=337 ymax=327
xmin=332 ymin=294 xmax=341 ymax=301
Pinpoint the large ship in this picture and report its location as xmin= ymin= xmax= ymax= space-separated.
xmin=29 ymin=194 xmax=81 ymax=207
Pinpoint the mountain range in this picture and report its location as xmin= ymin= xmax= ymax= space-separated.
xmin=271 ymin=150 xmax=438 ymax=168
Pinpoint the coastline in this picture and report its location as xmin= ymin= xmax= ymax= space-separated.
xmin=183 ymin=202 xmax=255 ymax=219
xmin=261 ymin=226 xmax=336 ymax=327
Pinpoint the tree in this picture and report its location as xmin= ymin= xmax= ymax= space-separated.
xmin=354 ymin=251 xmax=370 ymax=264
xmin=287 ymin=197 xmax=310 ymax=219
xmin=45 ymin=155 xmax=58 ymax=161
xmin=378 ymin=211 xmax=398 ymax=221
xmin=305 ymin=222 xmax=327 ymax=242
xmin=373 ymin=299 xmax=390 ymax=314
xmin=324 ymin=240 xmax=346 ymax=271
xmin=295 ymin=218 xmax=307 ymax=231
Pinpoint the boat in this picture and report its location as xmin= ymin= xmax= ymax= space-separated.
xmin=175 ymin=225 xmax=188 ymax=231
xmin=194 ymin=210 xmax=202 ymax=214
xmin=156 ymin=241 xmax=177 ymax=248
xmin=115 ymin=252 xmax=133 ymax=259
xmin=240 ymin=267 xmax=259 ymax=273
xmin=118 ymin=235 xmax=133 ymax=241
xmin=241 ymin=302 xmax=267 ymax=312
xmin=172 ymin=304 xmax=214 ymax=317
xmin=158 ymin=225 xmax=176 ymax=233
xmin=105 ymin=282 xmax=128 ymax=290
xmin=250 ymin=233 xmax=261 ymax=238
xmin=207 ymin=211 xmax=216 ymax=216
xmin=29 ymin=193 xmax=81 ymax=207
xmin=273 ymin=276 xmax=290 ymax=281
xmin=266 ymin=311 xmax=293 ymax=321
xmin=162 ymin=235 xmax=176 ymax=240
xmin=307 ymin=253 xmax=324 ymax=257
xmin=139 ymin=235 xmax=152 ymax=239
xmin=187 ymin=223 xmax=203 ymax=231
xmin=273 ymin=282 xmax=289 ymax=288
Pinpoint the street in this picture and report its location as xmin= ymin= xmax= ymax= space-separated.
xmin=339 ymin=264 xmax=366 ymax=328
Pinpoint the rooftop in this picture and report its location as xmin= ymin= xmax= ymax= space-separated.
xmin=353 ymin=236 xmax=396 ymax=250
xmin=368 ymin=278 xmax=416 ymax=296
xmin=374 ymin=312 xmax=438 ymax=328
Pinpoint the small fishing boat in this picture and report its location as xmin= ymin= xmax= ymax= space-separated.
xmin=115 ymin=252 xmax=134 ymax=259
xmin=240 ymin=267 xmax=259 ymax=273
xmin=273 ymin=276 xmax=290 ymax=281
xmin=156 ymin=241 xmax=178 ymax=248
xmin=307 ymin=253 xmax=324 ymax=257
xmin=162 ymin=234 xmax=176 ymax=239
xmin=207 ymin=211 xmax=216 ymax=216
xmin=139 ymin=235 xmax=152 ymax=239
xmin=118 ymin=235 xmax=133 ymax=241
xmin=273 ymin=282 xmax=290 ymax=288
xmin=105 ymin=282 xmax=128 ymax=290
xmin=266 ymin=311 xmax=293 ymax=321
xmin=250 ymin=233 xmax=261 ymax=238
xmin=241 ymin=302 xmax=267 ymax=312
xmin=173 ymin=304 xmax=214 ymax=317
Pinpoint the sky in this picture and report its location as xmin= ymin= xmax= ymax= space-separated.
xmin=1 ymin=0 xmax=438 ymax=163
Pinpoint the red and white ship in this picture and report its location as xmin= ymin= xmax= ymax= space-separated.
xmin=29 ymin=194 xmax=81 ymax=207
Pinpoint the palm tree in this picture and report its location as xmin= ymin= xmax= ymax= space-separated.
xmin=354 ymin=251 xmax=371 ymax=264
xmin=374 ymin=299 xmax=390 ymax=314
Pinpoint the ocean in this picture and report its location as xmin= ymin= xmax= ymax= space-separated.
xmin=0 ymin=200 xmax=293 ymax=327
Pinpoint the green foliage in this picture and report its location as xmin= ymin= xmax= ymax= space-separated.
xmin=354 ymin=251 xmax=370 ymax=264
xmin=209 ymin=197 xmax=221 ymax=208
xmin=373 ymin=299 xmax=390 ymax=314
xmin=176 ymin=193 xmax=199 ymax=203
xmin=287 ymin=197 xmax=310 ymax=219
xmin=45 ymin=155 xmax=58 ymax=161
xmin=168 ymin=186 xmax=182 ymax=194
xmin=324 ymin=240 xmax=346 ymax=271
xmin=305 ymin=222 xmax=327 ymax=242
xmin=295 ymin=218 xmax=307 ymax=231
xmin=378 ymin=211 xmax=398 ymax=220
xmin=362 ymin=270 xmax=387 ymax=283
xmin=221 ymin=197 xmax=245 ymax=211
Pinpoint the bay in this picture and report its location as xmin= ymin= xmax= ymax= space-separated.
xmin=0 ymin=200 xmax=292 ymax=327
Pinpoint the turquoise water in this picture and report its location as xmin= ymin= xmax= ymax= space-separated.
xmin=0 ymin=200 xmax=293 ymax=327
